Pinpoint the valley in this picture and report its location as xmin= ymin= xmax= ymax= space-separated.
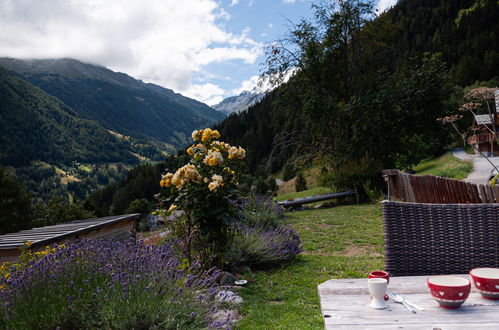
xmin=0 ymin=59 xmax=226 ymax=202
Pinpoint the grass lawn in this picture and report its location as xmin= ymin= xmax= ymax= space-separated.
xmin=414 ymin=151 xmax=473 ymax=179
xmin=235 ymin=203 xmax=384 ymax=329
xmin=275 ymin=187 xmax=333 ymax=202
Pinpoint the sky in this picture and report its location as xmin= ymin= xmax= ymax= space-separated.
xmin=0 ymin=0 xmax=397 ymax=105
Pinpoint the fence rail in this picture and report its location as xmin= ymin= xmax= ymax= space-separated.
xmin=381 ymin=169 xmax=499 ymax=204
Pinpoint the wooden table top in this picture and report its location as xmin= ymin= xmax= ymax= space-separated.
xmin=318 ymin=275 xmax=499 ymax=329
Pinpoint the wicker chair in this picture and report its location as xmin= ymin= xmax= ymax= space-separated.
xmin=381 ymin=200 xmax=499 ymax=276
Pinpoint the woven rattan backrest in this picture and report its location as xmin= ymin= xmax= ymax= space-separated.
xmin=381 ymin=200 xmax=499 ymax=276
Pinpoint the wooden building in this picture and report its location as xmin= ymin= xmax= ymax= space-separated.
xmin=467 ymin=113 xmax=499 ymax=156
xmin=0 ymin=214 xmax=139 ymax=263
xmin=467 ymin=90 xmax=499 ymax=156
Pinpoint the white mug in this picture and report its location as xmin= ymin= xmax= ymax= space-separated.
xmin=368 ymin=278 xmax=388 ymax=309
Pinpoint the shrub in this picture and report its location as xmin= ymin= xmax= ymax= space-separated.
xmin=266 ymin=177 xmax=278 ymax=194
xmin=295 ymin=173 xmax=308 ymax=192
xmin=320 ymin=156 xmax=382 ymax=191
xmin=125 ymin=198 xmax=153 ymax=214
xmin=238 ymin=194 xmax=285 ymax=228
xmin=282 ymin=162 xmax=294 ymax=181
xmin=157 ymin=128 xmax=246 ymax=268
xmin=253 ymin=177 xmax=271 ymax=195
xmin=0 ymin=239 xmax=231 ymax=329
xmin=225 ymin=224 xmax=302 ymax=269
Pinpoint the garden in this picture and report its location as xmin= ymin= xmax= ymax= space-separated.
xmin=0 ymin=129 xmax=312 ymax=329
xmin=10 ymin=128 xmax=480 ymax=328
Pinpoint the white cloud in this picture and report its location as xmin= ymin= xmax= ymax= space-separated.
xmin=184 ymin=82 xmax=225 ymax=106
xmin=232 ymin=69 xmax=296 ymax=95
xmin=232 ymin=75 xmax=263 ymax=95
xmin=229 ymin=0 xmax=239 ymax=7
xmin=283 ymin=0 xmax=305 ymax=4
xmin=376 ymin=0 xmax=398 ymax=13
xmin=0 ymin=0 xmax=262 ymax=104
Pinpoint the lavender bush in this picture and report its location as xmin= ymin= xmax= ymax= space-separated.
xmin=238 ymin=193 xmax=285 ymax=228
xmin=223 ymin=194 xmax=301 ymax=269
xmin=225 ymin=224 xmax=302 ymax=269
xmin=0 ymin=239 xmax=231 ymax=329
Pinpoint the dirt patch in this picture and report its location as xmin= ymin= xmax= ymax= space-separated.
xmin=302 ymin=245 xmax=382 ymax=257
xmin=340 ymin=245 xmax=382 ymax=257
xmin=278 ymin=177 xmax=297 ymax=195
xmin=268 ymin=300 xmax=284 ymax=305
xmin=139 ymin=230 xmax=169 ymax=245
xmin=60 ymin=175 xmax=81 ymax=184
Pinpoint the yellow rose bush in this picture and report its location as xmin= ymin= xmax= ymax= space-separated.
xmin=158 ymin=128 xmax=246 ymax=268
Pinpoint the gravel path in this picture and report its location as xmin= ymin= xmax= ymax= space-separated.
xmin=451 ymin=148 xmax=499 ymax=185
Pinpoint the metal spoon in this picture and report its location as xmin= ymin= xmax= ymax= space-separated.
xmin=390 ymin=292 xmax=417 ymax=313
xmin=391 ymin=292 xmax=425 ymax=311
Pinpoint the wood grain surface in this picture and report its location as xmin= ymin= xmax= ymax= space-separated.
xmin=318 ymin=275 xmax=499 ymax=329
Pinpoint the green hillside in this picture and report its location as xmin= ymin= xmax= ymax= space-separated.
xmin=215 ymin=0 xmax=498 ymax=187
xmin=80 ymin=0 xmax=499 ymax=216
xmin=0 ymin=58 xmax=225 ymax=147
xmin=0 ymin=67 xmax=140 ymax=167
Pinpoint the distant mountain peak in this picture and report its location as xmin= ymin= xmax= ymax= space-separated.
xmin=212 ymin=89 xmax=266 ymax=116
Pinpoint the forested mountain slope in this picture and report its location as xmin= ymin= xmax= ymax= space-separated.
xmin=0 ymin=58 xmax=225 ymax=148
xmin=389 ymin=0 xmax=498 ymax=85
xmin=0 ymin=68 xmax=139 ymax=167
xmin=83 ymin=0 xmax=499 ymax=215
xmin=215 ymin=0 xmax=499 ymax=182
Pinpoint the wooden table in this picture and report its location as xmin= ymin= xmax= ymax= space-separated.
xmin=318 ymin=275 xmax=499 ymax=329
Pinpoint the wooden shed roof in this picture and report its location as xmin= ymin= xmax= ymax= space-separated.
xmin=0 ymin=214 xmax=139 ymax=250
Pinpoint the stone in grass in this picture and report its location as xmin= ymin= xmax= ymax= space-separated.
xmin=216 ymin=290 xmax=243 ymax=304
xmin=212 ymin=309 xmax=239 ymax=324
xmin=218 ymin=271 xmax=236 ymax=285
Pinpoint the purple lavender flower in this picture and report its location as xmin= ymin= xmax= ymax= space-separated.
xmin=0 ymin=239 xmax=230 ymax=329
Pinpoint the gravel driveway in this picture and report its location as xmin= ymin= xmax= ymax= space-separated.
xmin=452 ymin=148 xmax=499 ymax=185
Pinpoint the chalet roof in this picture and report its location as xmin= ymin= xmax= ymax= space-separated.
xmin=0 ymin=214 xmax=139 ymax=250
xmin=474 ymin=114 xmax=494 ymax=125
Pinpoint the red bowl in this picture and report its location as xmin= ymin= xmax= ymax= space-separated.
xmin=470 ymin=268 xmax=499 ymax=300
xmin=427 ymin=276 xmax=471 ymax=309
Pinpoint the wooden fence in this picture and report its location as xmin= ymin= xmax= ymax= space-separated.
xmin=381 ymin=169 xmax=499 ymax=204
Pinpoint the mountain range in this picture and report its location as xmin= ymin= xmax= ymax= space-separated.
xmin=0 ymin=67 xmax=141 ymax=167
xmin=0 ymin=58 xmax=225 ymax=149
xmin=0 ymin=58 xmax=227 ymax=201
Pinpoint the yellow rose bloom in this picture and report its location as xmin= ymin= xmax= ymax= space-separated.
xmin=208 ymin=181 xmax=220 ymax=191
xmin=160 ymin=172 xmax=174 ymax=187
xmin=192 ymin=129 xmax=203 ymax=141
xmin=172 ymin=172 xmax=183 ymax=188
xmin=211 ymin=130 xmax=220 ymax=139
xmin=204 ymin=150 xmax=223 ymax=167
xmin=171 ymin=165 xmax=201 ymax=188
xmin=212 ymin=174 xmax=223 ymax=183
xmin=236 ymin=147 xmax=246 ymax=159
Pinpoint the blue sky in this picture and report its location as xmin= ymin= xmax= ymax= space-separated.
xmin=199 ymin=0 xmax=315 ymax=100
xmin=0 ymin=0 xmax=397 ymax=105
